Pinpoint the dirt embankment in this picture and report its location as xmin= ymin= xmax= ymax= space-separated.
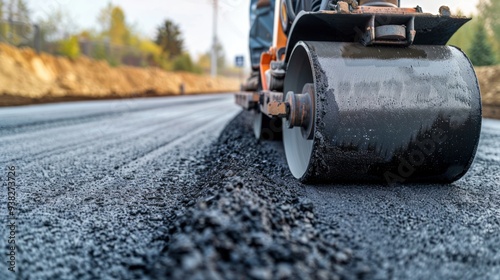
xmin=475 ymin=66 xmax=500 ymax=119
xmin=0 ymin=43 xmax=239 ymax=106
xmin=1 ymin=43 xmax=500 ymax=118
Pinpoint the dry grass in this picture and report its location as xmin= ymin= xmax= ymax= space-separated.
xmin=0 ymin=43 xmax=239 ymax=104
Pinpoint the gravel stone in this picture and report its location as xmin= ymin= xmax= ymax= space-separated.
xmin=1 ymin=96 xmax=498 ymax=280
xmin=150 ymin=112 xmax=359 ymax=279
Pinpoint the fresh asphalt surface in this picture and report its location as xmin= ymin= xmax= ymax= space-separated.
xmin=0 ymin=94 xmax=499 ymax=279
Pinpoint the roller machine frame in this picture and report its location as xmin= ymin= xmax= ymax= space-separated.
xmin=235 ymin=0 xmax=482 ymax=184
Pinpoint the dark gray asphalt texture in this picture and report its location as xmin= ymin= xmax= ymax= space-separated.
xmin=0 ymin=94 xmax=499 ymax=279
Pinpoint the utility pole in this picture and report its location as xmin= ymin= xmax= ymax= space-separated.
xmin=8 ymin=0 xmax=13 ymax=42
xmin=211 ymin=0 xmax=218 ymax=77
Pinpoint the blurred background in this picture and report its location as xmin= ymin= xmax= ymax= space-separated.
xmin=0 ymin=0 xmax=250 ymax=77
xmin=1 ymin=0 xmax=498 ymax=72
xmin=0 ymin=0 xmax=499 ymax=110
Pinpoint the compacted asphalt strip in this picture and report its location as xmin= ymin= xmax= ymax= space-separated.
xmin=0 ymin=94 xmax=499 ymax=279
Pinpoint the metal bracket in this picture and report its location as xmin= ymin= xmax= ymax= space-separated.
xmin=269 ymin=60 xmax=286 ymax=91
xmin=235 ymin=92 xmax=260 ymax=111
xmin=361 ymin=15 xmax=415 ymax=46
xmin=260 ymin=91 xmax=287 ymax=118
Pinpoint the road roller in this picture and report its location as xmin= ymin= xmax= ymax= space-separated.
xmin=235 ymin=0 xmax=482 ymax=184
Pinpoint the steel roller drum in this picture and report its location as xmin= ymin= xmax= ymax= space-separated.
xmin=283 ymin=41 xmax=482 ymax=184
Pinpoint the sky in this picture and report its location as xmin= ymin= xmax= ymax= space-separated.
xmin=26 ymin=0 xmax=479 ymax=68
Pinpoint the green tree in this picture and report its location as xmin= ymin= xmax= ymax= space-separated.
xmin=94 ymin=4 xmax=135 ymax=65
xmin=109 ymin=6 xmax=128 ymax=45
xmin=37 ymin=5 xmax=80 ymax=56
xmin=469 ymin=23 xmax=496 ymax=66
xmin=97 ymin=2 xmax=113 ymax=35
xmin=4 ymin=0 xmax=31 ymax=45
xmin=478 ymin=0 xmax=500 ymax=36
xmin=137 ymin=38 xmax=172 ymax=69
xmin=478 ymin=0 xmax=500 ymax=56
xmin=38 ymin=7 xmax=64 ymax=43
xmin=97 ymin=4 xmax=130 ymax=45
xmin=59 ymin=35 xmax=80 ymax=59
xmin=173 ymin=52 xmax=202 ymax=73
xmin=14 ymin=0 xmax=28 ymax=22
xmin=155 ymin=19 xmax=183 ymax=59
xmin=0 ymin=0 xmax=7 ymax=40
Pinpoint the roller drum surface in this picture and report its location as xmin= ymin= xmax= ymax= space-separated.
xmin=283 ymin=41 xmax=482 ymax=183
